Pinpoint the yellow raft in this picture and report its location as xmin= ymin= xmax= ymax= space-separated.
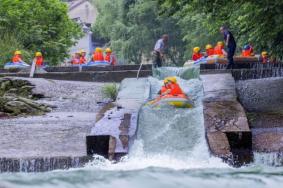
xmin=148 ymin=94 xmax=194 ymax=108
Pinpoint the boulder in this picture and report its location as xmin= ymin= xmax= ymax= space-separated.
xmin=0 ymin=78 xmax=50 ymax=117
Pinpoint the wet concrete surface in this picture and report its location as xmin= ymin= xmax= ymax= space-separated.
xmin=0 ymin=78 xmax=105 ymax=158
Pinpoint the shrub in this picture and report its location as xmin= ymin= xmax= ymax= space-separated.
xmin=102 ymin=83 xmax=118 ymax=101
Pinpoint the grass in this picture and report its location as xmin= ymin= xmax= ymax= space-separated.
xmin=102 ymin=83 xmax=118 ymax=101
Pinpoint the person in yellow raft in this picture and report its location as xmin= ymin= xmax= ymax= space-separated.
xmin=150 ymin=77 xmax=193 ymax=108
xmin=158 ymin=77 xmax=185 ymax=97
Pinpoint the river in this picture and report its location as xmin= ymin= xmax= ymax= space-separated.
xmin=0 ymin=71 xmax=282 ymax=188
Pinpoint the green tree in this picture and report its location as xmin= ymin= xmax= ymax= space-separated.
xmin=0 ymin=0 xmax=82 ymax=66
xmin=159 ymin=0 xmax=283 ymax=60
xmin=93 ymin=0 xmax=186 ymax=65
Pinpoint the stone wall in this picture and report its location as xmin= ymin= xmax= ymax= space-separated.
xmin=236 ymin=77 xmax=283 ymax=155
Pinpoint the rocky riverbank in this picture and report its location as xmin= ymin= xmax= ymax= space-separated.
xmin=0 ymin=78 xmax=51 ymax=117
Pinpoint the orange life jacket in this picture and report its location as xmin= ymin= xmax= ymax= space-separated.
xmin=79 ymin=56 xmax=86 ymax=64
xmin=12 ymin=55 xmax=22 ymax=63
xmin=93 ymin=52 xmax=104 ymax=62
xmin=242 ymin=49 xmax=253 ymax=57
xmin=105 ymin=53 xmax=117 ymax=65
xmin=168 ymin=83 xmax=184 ymax=96
xmin=192 ymin=53 xmax=203 ymax=61
xmin=206 ymin=48 xmax=214 ymax=56
xmin=35 ymin=56 xmax=44 ymax=67
xmin=214 ymin=45 xmax=224 ymax=56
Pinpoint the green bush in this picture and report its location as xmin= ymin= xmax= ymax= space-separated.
xmin=0 ymin=33 xmax=33 ymax=67
xmin=0 ymin=0 xmax=82 ymax=66
xmin=102 ymin=83 xmax=118 ymax=101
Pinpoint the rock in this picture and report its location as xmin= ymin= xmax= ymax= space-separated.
xmin=0 ymin=78 xmax=50 ymax=117
xmin=4 ymin=100 xmax=35 ymax=115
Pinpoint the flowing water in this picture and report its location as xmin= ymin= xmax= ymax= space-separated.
xmin=1 ymin=70 xmax=283 ymax=188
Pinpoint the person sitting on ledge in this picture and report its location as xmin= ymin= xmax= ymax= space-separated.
xmin=93 ymin=47 xmax=104 ymax=62
xmin=241 ymin=44 xmax=254 ymax=57
xmin=214 ymin=41 xmax=227 ymax=57
xmin=12 ymin=50 xmax=28 ymax=65
xmin=104 ymin=48 xmax=117 ymax=65
xmin=205 ymin=44 xmax=214 ymax=57
xmin=192 ymin=47 xmax=203 ymax=61
xmin=34 ymin=52 xmax=44 ymax=67
xmin=71 ymin=51 xmax=81 ymax=65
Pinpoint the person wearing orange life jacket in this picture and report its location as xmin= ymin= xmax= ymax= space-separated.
xmin=158 ymin=78 xmax=170 ymax=96
xmin=79 ymin=49 xmax=87 ymax=64
xmin=214 ymin=41 xmax=227 ymax=57
xmin=104 ymin=48 xmax=117 ymax=65
xmin=93 ymin=47 xmax=104 ymax=62
xmin=241 ymin=44 xmax=254 ymax=57
xmin=161 ymin=77 xmax=185 ymax=97
xmin=12 ymin=50 xmax=30 ymax=67
xmin=71 ymin=51 xmax=81 ymax=65
xmin=34 ymin=52 xmax=44 ymax=67
xmin=192 ymin=47 xmax=203 ymax=61
xmin=12 ymin=51 xmax=25 ymax=64
xmin=205 ymin=44 xmax=214 ymax=56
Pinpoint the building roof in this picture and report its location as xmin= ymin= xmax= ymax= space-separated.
xmin=67 ymin=0 xmax=97 ymax=25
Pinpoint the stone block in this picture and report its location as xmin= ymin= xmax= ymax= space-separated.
xmin=248 ymin=112 xmax=283 ymax=128
xmin=204 ymin=101 xmax=250 ymax=133
xmin=206 ymin=132 xmax=231 ymax=157
xmin=237 ymin=77 xmax=283 ymax=113
xmin=201 ymin=74 xmax=237 ymax=102
xmin=252 ymin=128 xmax=283 ymax=152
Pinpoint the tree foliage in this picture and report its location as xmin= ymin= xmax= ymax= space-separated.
xmin=93 ymin=0 xmax=186 ymax=65
xmin=159 ymin=0 xmax=283 ymax=60
xmin=0 ymin=0 xmax=82 ymax=66
xmin=93 ymin=0 xmax=283 ymax=64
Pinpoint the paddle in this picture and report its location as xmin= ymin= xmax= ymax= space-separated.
xmin=29 ymin=59 xmax=36 ymax=78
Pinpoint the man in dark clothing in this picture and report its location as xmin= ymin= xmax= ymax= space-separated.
xmin=220 ymin=26 xmax=237 ymax=69
xmin=152 ymin=34 xmax=169 ymax=67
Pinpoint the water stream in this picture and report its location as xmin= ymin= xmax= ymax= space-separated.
xmin=0 ymin=67 xmax=283 ymax=187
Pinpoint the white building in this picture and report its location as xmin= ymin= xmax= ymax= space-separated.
xmin=67 ymin=0 xmax=97 ymax=56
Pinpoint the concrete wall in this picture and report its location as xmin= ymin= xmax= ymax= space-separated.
xmin=236 ymin=78 xmax=283 ymax=154
xmin=201 ymin=73 xmax=252 ymax=166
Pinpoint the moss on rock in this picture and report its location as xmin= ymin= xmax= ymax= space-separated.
xmin=0 ymin=78 xmax=51 ymax=117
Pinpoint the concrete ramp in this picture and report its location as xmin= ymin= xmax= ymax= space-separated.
xmin=116 ymin=78 xmax=150 ymax=109
xmin=86 ymin=78 xmax=150 ymax=160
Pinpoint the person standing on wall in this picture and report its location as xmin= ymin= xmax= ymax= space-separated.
xmin=152 ymin=34 xmax=169 ymax=68
xmin=220 ymin=26 xmax=237 ymax=69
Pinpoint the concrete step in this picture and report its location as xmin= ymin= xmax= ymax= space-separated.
xmin=86 ymin=78 xmax=150 ymax=160
xmin=0 ymin=70 xmax=152 ymax=82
